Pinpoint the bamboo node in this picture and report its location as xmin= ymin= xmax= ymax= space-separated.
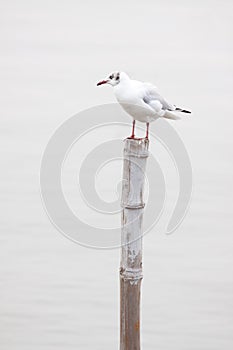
xmin=121 ymin=203 xmax=145 ymax=209
xmin=120 ymin=268 xmax=143 ymax=284
xmin=124 ymin=152 xmax=148 ymax=158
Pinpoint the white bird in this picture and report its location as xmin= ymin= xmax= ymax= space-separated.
xmin=97 ymin=71 xmax=191 ymax=139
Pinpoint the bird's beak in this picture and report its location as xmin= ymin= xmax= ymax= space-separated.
xmin=97 ymin=79 xmax=108 ymax=86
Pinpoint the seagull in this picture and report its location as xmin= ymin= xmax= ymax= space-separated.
xmin=97 ymin=71 xmax=191 ymax=139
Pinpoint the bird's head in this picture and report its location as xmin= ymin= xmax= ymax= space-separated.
xmin=97 ymin=71 xmax=121 ymax=87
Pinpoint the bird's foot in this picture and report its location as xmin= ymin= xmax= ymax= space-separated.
xmin=127 ymin=134 xmax=135 ymax=139
xmin=125 ymin=136 xmax=148 ymax=141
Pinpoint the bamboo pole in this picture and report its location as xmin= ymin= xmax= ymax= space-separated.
xmin=120 ymin=138 xmax=149 ymax=350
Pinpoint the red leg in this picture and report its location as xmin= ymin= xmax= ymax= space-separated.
xmin=130 ymin=120 xmax=135 ymax=138
xmin=146 ymin=122 xmax=149 ymax=139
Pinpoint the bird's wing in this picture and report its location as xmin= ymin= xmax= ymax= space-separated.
xmin=139 ymin=82 xmax=175 ymax=111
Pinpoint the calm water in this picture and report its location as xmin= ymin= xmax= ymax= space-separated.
xmin=1 ymin=1 xmax=233 ymax=349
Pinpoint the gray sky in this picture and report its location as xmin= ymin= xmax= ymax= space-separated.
xmin=1 ymin=1 xmax=233 ymax=349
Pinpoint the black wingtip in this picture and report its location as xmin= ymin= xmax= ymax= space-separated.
xmin=175 ymin=107 xmax=191 ymax=114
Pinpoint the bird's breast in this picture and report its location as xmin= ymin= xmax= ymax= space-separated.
xmin=114 ymin=85 xmax=137 ymax=105
xmin=113 ymin=84 xmax=158 ymax=123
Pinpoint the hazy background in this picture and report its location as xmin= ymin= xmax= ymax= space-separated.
xmin=1 ymin=0 xmax=233 ymax=349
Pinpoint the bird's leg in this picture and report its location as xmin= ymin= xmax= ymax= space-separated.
xmin=130 ymin=120 xmax=136 ymax=138
xmin=146 ymin=122 xmax=149 ymax=139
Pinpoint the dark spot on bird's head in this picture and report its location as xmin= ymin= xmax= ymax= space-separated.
xmin=106 ymin=71 xmax=121 ymax=86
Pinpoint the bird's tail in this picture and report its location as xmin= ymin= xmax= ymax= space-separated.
xmin=175 ymin=107 xmax=191 ymax=114
xmin=163 ymin=110 xmax=181 ymax=120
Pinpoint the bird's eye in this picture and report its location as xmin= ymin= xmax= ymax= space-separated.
xmin=109 ymin=74 xmax=114 ymax=79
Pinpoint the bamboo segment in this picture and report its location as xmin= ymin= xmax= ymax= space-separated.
xmin=120 ymin=138 xmax=149 ymax=350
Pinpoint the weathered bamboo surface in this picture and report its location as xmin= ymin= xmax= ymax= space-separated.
xmin=120 ymin=138 xmax=149 ymax=350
